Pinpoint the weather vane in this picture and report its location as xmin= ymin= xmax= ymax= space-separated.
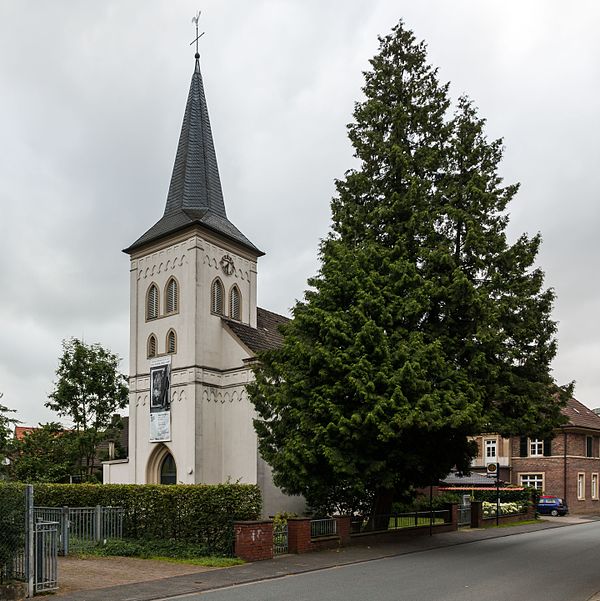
xmin=190 ymin=10 xmax=205 ymax=56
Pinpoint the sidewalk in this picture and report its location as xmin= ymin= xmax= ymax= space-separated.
xmin=55 ymin=519 xmax=581 ymax=601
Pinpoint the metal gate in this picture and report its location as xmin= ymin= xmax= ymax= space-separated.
xmin=273 ymin=523 xmax=288 ymax=555
xmin=458 ymin=504 xmax=471 ymax=527
xmin=32 ymin=521 xmax=59 ymax=594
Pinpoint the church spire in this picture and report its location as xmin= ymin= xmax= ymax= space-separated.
xmin=125 ymin=56 xmax=262 ymax=256
xmin=163 ymin=54 xmax=226 ymax=219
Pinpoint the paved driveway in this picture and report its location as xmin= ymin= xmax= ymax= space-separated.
xmin=56 ymin=556 xmax=217 ymax=597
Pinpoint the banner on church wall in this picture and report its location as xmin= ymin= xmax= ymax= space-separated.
xmin=149 ymin=356 xmax=171 ymax=443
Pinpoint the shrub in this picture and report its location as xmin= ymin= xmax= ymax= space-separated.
xmin=392 ymin=491 xmax=461 ymax=514
xmin=481 ymin=501 xmax=525 ymax=517
xmin=472 ymin=487 xmax=531 ymax=504
xmin=0 ymin=484 xmax=26 ymax=584
xmin=34 ymin=483 xmax=261 ymax=556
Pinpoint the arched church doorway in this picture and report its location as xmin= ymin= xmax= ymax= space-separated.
xmin=146 ymin=444 xmax=177 ymax=484
xmin=160 ymin=453 xmax=177 ymax=484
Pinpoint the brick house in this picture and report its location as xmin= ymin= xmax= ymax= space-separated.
xmin=468 ymin=398 xmax=600 ymax=514
xmin=510 ymin=397 xmax=600 ymax=513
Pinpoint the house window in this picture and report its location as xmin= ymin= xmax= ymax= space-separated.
xmin=520 ymin=474 xmax=544 ymax=490
xmin=211 ymin=279 xmax=224 ymax=315
xmin=578 ymin=473 xmax=586 ymax=500
xmin=229 ymin=285 xmax=241 ymax=321
xmin=166 ymin=330 xmax=177 ymax=354
xmin=165 ymin=278 xmax=179 ymax=314
xmin=530 ymin=439 xmax=544 ymax=457
xmin=592 ymin=474 xmax=599 ymax=500
xmin=587 ymin=436 xmax=594 ymax=458
xmin=147 ymin=284 xmax=159 ymax=320
xmin=147 ymin=335 xmax=157 ymax=358
xmin=485 ymin=439 xmax=497 ymax=459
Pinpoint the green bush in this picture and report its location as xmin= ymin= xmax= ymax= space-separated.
xmin=472 ymin=487 xmax=532 ymax=504
xmin=0 ymin=484 xmax=26 ymax=584
xmin=392 ymin=491 xmax=461 ymax=514
xmin=34 ymin=483 xmax=261 ymax=556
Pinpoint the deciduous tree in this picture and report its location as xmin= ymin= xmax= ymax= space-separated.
xmin=7 ymin=422 xmax=79 ymax=483
xmin=46 ymin=338 xmax=128 ymax=480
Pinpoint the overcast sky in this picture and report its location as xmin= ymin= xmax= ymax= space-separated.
xmin=1 ymin=1 xmax=599 ymax=426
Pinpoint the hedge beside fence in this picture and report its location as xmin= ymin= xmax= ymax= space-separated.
xmin=0 ymin=483 xmax=26 ymax=584
xmin=34 ymin=483 xmax=261 ymax=555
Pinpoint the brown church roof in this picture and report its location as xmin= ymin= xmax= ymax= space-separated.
xmin=223 ymin=307 xmax=289 ymax=353
xmin=562 ymin=397 xmax=600 ymax=431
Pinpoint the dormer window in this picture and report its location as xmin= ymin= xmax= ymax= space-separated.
xmin=166 ymin=278 xmax=179 ymax=314
xmin=229 ymin=285 xmax=241 ymax=321
xmin=147 ymin=284 xmax=159 ymax=320
xmin=211 ymin=279 xmax=224 ymax=315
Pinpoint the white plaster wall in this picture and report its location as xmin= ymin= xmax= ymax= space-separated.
xmin=196 ymin=381 xmax=257 ymax=484
xmin=108 ymin=230 xmax=260 ymax=487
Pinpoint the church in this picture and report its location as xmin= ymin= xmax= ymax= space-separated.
xmin=103 ymin=51 xmax=305 ymax=517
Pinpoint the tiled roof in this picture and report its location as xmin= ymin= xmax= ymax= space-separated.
xmin=14 ymin=426 xmax=36 ymax=440
xmin=223 ymin=307 xmax=289 ymax=353
xmin=124 ymin=58 xmax=262 ymax=256
xmin=563 ymin=397 xmax=600 ymax=431
xmin=440 ymin=471 xmax=499 ymax=486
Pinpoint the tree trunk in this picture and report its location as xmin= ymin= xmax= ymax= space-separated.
xmin=368 ymin=488 xmax=395 ymax=531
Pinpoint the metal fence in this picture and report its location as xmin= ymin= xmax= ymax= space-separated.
xmin=310 ymin=518 xmax=337 ymax=539
xmin=34 ymin=506 xmax=124 ymax=555
xmin=351 ymin=510 xmax=451 ymax=534
xmin=0 ymin=485 xmax=60 ymax=596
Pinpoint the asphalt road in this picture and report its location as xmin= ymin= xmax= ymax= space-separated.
xmin=161 ymin=522 xmax=600 ymax=601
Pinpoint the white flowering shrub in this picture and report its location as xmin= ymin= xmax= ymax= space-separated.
xmin=482 ymin=501 xmax=525 ymax=518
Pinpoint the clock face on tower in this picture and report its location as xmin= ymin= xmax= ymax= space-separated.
xmin=220 ymin=254 xmax=235 ymax=276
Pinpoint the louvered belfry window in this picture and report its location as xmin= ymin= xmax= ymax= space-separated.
xmin=147 ymin=284 xmax=159 ymax=320
xmin=148 ymin=335 xmax=157 ymax=358
xmin=166 ymin=278 xmax=178 ymax=314
xmin=230 ymin=286 xmax=241 ymax=321
xmin=167 ymin=330 xmax=176 ymax=354
xmin=211 ymin=279 xmax=224 ymax=315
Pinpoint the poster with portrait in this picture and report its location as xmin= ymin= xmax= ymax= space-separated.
xmin=149 ymin=356 xmax=171 ymax=442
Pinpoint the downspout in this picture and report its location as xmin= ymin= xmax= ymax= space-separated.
xmin=563 ymin=429 xmax=567 ymax=501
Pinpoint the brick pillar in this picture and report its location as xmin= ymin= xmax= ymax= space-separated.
xmin=233 ymin=520 xmax=274 ymax=562
xmin=335 ymin=516 xmax=352 ymax=545
xmin=470 ymin=501 xmax=483 ymax=528
xmin=287 ymin=517 xmax=313 ymax=554
xmin=447 ymin=503 xmax=459 ymax=530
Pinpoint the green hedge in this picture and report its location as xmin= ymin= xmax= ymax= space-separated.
xmin=471 ymin=487 xmax=532 ymax=504
xmin=0 ymin=484 xmax=26 ymax=584
xmin=34 ymin=483 xmax=261 ymax=555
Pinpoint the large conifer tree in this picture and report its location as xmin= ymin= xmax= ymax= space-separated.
xmin=249 ymin=22 xmax=567 ymax=514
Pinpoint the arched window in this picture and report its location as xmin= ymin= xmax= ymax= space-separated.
xmin=146 ymin=284 xmax=159 ymax=320
xmin=159 ymin=452 xmax=177 ymax=485
xmin=147 ymin=334 xmax=157 ymax=358
xmin=211 ymin=279 xmax=224 ymax=315
xmin=229 ymin=285 xmax=241 ymax=321
xmin=166 ymin=329 xmax=177 ymax=354
xmin=165 ymin=278 xmax=179 ymax=314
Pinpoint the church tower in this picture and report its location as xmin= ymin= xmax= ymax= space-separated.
xmin=104 ymin=52 xmax=278 ymax=492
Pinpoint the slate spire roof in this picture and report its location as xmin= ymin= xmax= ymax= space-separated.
xmin=125 ymin=55 xmax=262 ymax=255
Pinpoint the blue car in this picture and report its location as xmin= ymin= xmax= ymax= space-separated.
xmin=537 ymin=495 xmax=568 ymax=516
